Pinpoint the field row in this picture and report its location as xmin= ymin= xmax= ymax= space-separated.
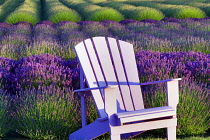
xmin=0 ymin=0 xmax=210 ymax=24
xmin=0 ymin=18 xmax=210 ymax=60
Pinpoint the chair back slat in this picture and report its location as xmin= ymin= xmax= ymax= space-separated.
xmin=75 ymin=37 xmax=144 ymax=117
xmin=92 ymin=37 xmax=132 ymax=112
xmin=105 ymin=37 xmax=137 ymax=111
xmin=75 ymin=41 xmax=107 ymax=118
xmin=118 ymin=40 xmax=144 ymax=110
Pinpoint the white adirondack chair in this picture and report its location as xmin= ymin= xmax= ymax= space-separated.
xmin=69 ymin=37 xmax=181 ymax=140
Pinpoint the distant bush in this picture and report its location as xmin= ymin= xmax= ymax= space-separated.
xmin=188 ymin=2 xmax=210 ymax=17
xmin=99 ymin=2 xmax=164 ymax=21
xmin=86 ymin=7 xmax=124 ymax=22
xmin=48 ymin=10 xmax=82 ymax=23
xmin=0 ymin=0 xmax=24 ymax=22
xmin=71 ymin=3 xmax=124 ymax=22
xmin=5 ymin=11 xmax=40 ymax=25
xmin=172 ymin=6 xmax=206 ymax=19
xmin=4 ymin=0 xmax=41 ymax=25
xmin=43 ymin=0 xmax=82 ymax=23
xmin=125 ymin=1 xmax=206 ymax=19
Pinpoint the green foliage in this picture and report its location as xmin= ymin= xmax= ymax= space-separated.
xmin=125 ymin=1 xmax=206 ymax=19
xmin=131 ymin=7 xmax=164 ymax=21
xmin=86 ymin=7 xmax=124 ymax=22
xmin=4 ymin=0 xmax=41 ymax=25
xmin=86 ymin=0 xmax=107 ymax=3
xmin=48 ymin=10 xmax=82 ymax=23
xmin=0 ymin=90 xmax=11 ymax=138
xmin=177 ymin=80 xmax=210 ymax=135
xmin=5 ymin=11 xmax=39 ymax=25
xmin=11 ymin=87 xmax=81 ymax=140
xmin=143 ymin=79 xmax=210 ymax=136
xmin=99 ymin=2 xmax=164 ymax=21
xmin=172 ymin=6 xmax=206 ymax=19
xmin=188 ymin=2 xmax=210 ymax=16
xmin=44 ymin=0 xmax=82 ymax=22
xmin=0 ymin=0 xmax=6 ymax=5
xmin=0 ymin=0 xmax=24 ymax=22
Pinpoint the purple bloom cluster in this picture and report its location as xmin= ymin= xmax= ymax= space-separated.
xmin=0 ymin=54 xmax=79 ymax=94
xmin=0 ymin=51 xmax=209 ymax=94
xmin=135 ymin=51 xmax=209 ymax=84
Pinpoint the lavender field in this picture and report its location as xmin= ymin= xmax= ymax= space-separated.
xmin=0 ymin=18 xmax=210 ymax=60
xmin=0 ymin=18 xmax=209 ymax=139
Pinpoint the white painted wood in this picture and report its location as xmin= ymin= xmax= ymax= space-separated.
xmin=75 ymin=86 xmax=117 ymax=92
xmin=92 ymin=37 xmax=125 ymax=112
xmin=107 ymin=37 xmax=135 ymax=112
xmin=110 ymin=134 xmax=121 ymax=140
xmin=75 ymin=40 xmax=106 ymax=118
xmin=167 ymin=80 xmax=179 ymax=107
xmin=118 ymin=40 xmax=144 ymax=110
xmin=119 ymin=110 xmax=176 ymax=124
xmin=111 ymin=118 xmax=177 ymax=135
xmin=116 ymin=106 xmax=174 ymax=118
xmin=167 ymin=126 xmax=176 ymax=140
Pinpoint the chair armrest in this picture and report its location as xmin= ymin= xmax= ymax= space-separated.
xmin=129 ymin=78 xmax=181 ymax=86
xmin=74 ymin=85 xmax=118 ymax=92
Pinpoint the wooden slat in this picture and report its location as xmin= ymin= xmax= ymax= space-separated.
xmin=92 ymin=37 xmax=126 ymax=112
xmin=120 ymin=110 xmax=176 ymax=124
xmin=167 ymin=80 xmax=179 ymax=108
xmin=116 ymin=106 xmax=174 ymax=118
xmin=116 ymin=106 xmax=176 ymax=123
xmin=107 ymin=37 xmax=134 ymax=111
xmin=75 ymin=40 xmax=107 ymax=118
xmin=118 ymin=40 xmax=144 ymax=110
xmin=111 ymin=118 xmax=177 ymax=135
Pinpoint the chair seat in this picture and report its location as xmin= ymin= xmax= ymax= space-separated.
xmin=115 ymin=106 xmax=176 ymax=124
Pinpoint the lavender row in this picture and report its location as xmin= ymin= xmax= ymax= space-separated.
xmin=0 ymin=18 xmax=210 ymax=60
xmin=0 ymin=51 xmax=209 ymax=94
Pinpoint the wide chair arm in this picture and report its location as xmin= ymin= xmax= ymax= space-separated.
xmin=104 ymin=78 xmax=181 ymax=117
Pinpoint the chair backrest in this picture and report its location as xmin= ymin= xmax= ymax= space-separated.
xmin=75 ymin=37 xmax=144 ymax=118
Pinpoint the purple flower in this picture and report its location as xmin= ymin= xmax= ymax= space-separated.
xmin=36 ymin=20 xmax=54 ymax=26
xmin=119 ymin=19 xmax=139 ymax=25
xmin=140 ymin=19 xmax=159 ymax=23
xmin=161 ymin=17 xmax=181 ymax=23
xmin=0 ymin=23 xmax=11 ymax=28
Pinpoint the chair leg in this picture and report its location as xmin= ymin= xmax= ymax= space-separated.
xmin=167 ymin=126 xmax=176 ymax=140
xmin=110 ymin=134 xmax=121 ymax=140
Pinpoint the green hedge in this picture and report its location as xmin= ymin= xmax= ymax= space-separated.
xmin=0 ymin=0 xmax=24 ymax=22
xmin=99 ymin=2 xmax=164 ymax=21
xmin=4 ymin=0 xmax=41 ymax=25
xmin=43 ymin=0 xmax=82 ymax=23
xmin=125 ymin=1 xmax=206 ymax=19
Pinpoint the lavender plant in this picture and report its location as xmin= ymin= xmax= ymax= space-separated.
xmin=142 ymin=78 xmax=210 ymax=135
xmin=10 ymin=86 xmax=81 ymax=139
xmin=0 ymin=57 xmax=16 ymax=92
xmin=80 ymin=21 xmax=110 ymax=37
xmin=55 ymin=21 xmax=79 ymax=33
xmin=0 ymin=89 xmax=12 ymax=137
xmin=12 ymin=54 xmax=76 ymax=91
